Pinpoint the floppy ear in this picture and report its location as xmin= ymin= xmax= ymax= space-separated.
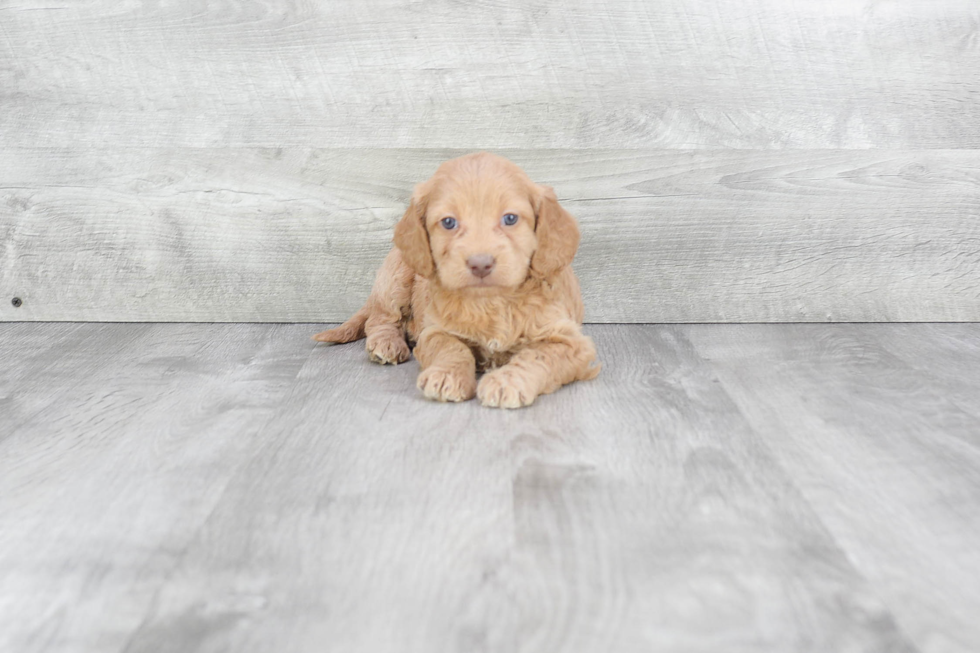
xmin=530 ymin=185 xmax=580 ymax=278
xmin=393 ymin=183 xmax=435 ymax=277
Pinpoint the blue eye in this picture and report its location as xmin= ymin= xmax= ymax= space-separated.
xmin=440 ymin=217 xmax=458 ymax=230
xmin=502 ymin=213 xmax=519 ymax=226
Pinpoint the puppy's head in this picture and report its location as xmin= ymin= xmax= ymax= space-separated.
xmin=394 ymin=152 xmax=579 ymax=291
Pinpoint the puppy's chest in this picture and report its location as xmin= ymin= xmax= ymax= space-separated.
xmin=470 ymin=345 xmax=514 ymax=373
xmin=441 ymin=305 xmax=527 ymax=366
xmin=462 ymin=329 xmax=520 ymax=372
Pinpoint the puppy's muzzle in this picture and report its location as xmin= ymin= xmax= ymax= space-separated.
xmin=467 ymin=254 xmax=496 ymax=278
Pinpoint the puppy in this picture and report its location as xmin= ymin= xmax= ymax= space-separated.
xmin=314 ymin=152 xmax=600 ymax=408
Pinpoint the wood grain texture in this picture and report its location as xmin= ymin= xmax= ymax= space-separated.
xmin=3 ymin=148 xmax=979 ymax=322
xmin=0 ymin=0 xmax=978 ymax=149
xmin=0 ymin=323 xmax=312 ymax=653
xmin=7 ymin=323 xmax=971 ymax=652
xmin=0 ymin=322 xmax=152 ymax=444
xmin=688 ymin=324 xmax=980 ymax=653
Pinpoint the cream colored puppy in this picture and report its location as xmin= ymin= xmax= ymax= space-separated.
xmin=315 ymin=152 xmax=599 ymax=408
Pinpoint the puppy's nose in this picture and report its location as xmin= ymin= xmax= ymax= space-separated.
xmin=467 ymin=254 xmax=496 ymax=278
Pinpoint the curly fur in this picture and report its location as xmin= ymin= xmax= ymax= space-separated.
xmin=314 ymin=152 xmax=600 ymax=408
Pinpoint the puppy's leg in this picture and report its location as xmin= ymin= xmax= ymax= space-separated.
xmin=478 ymin=331 xmax=599 ymax=409
xmin=313 ymin=249 xmax=412 ymax=364
xmin=364 ymin=249 xmax=414 ymax=364
xmin=414 ymin=328 xmax=477 ymax=402
xmin=365 ymin=320 xmax=410 ymax=365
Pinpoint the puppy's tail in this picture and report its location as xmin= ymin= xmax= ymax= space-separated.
xmin=312 ymin=304 xmax=370 ymax=343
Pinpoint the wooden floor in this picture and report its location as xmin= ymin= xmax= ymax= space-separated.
xmin=1 ymin=323 xmax=978 ymax=653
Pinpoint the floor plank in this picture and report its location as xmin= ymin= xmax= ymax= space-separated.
xmin=687 ymin=324 xmax=980 ymax=653
xmin=119 ymin=326 xmax=911 ymax=653
xmin=0 ymin=324 xmax=312 ymax=653
xmin=3 ymin=323 xmax=977 ymax=652
xmin=0 ymin=323 xmax=154 ymax=444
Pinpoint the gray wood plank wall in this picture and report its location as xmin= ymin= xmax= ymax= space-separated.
xmin=1 ymin=1 xmax=978 ymax=322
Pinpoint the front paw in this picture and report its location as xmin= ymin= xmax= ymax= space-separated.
xmin=417 ymin=366 xmax=476 ymax=403
xmin=477 ymin=367 xmax=538 ymax=409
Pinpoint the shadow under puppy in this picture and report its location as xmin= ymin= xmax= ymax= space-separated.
xmin=314 ymin=152 xmax=600 ymax=408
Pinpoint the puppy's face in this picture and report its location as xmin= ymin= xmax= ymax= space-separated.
xmin=424 ymin=166 xmax=537 ymax=290
xmin=394 ymin=153 xmax=579 ymax=291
